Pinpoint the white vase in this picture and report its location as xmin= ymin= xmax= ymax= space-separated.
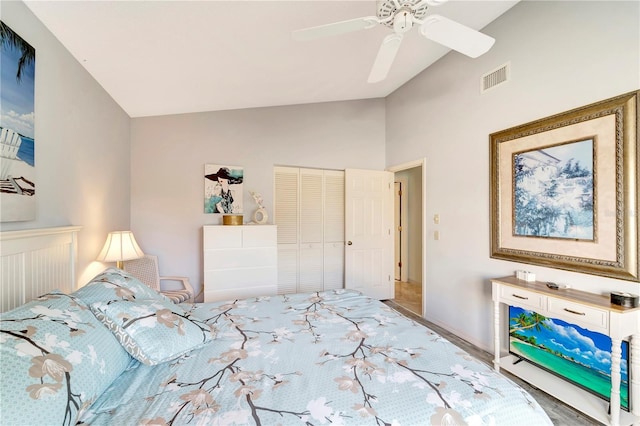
xmin=253 ymin=207 xmax=268 ymax=224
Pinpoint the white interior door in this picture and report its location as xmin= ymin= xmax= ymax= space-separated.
xmin=345 ymin=168 xmax=394 ymax=300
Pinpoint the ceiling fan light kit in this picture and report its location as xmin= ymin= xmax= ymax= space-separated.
xmin=293 ymin=0 xmax=496 ymax=83
xmin=377 ymin=0 xmax=429 ymax=27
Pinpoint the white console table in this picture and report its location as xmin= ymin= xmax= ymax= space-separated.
xmin=491 ymin=276 xmax=640 ymax=426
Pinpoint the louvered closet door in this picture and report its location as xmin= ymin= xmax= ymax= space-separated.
xmin=274 ymin=167 xmax=298 ymax=295
xmin=323 ymin=170 xmax=345 ymax=289
xmin=299 ymin=168 xmax=324 ymax=293
xmin=274 ymin=166 xmax=346 ymax=295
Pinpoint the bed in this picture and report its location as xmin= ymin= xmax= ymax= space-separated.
xmin=0 ymin=228 xmax=553 ymax=425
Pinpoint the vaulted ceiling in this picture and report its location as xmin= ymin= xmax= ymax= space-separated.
xmin=25 ymin=0 xmax=519 ymax=117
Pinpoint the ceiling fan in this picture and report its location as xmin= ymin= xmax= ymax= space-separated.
xmin=292 ymin=0 xmax=495 ymax=83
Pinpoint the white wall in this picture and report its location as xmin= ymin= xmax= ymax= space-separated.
xmin=0 ymin=1 xmax=131 ymax=286
xmin=386 ymin=1 xmax=640 ymax=350
xmin=130 ymin=99 xmax=386 ymax=300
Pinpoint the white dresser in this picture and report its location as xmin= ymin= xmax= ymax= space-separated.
xmin=203 ymin=225 xmax=277 ymax=302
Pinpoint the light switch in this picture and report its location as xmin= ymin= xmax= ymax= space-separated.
xmin=434 ymin=230 xmax=440 ymax=240
xmin=434 ymin=214 xmax=440 ymax=224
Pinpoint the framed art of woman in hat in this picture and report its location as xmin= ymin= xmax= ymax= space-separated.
xmin=204 ymin=165 xmax=244 ymax=214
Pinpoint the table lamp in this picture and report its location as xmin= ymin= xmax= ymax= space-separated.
xmin=97 ymin=231 xmax=144 ymax=269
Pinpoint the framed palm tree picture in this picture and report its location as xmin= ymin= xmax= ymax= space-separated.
xmin=490 ymin=91 xmax=639 ymax=282
xmin=0 ymin=21 xmax=36 ymax=222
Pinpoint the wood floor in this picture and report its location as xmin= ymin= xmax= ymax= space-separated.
xmin=383 ymin=300 xmax=603 ymax=426
xmin=394 ymin=280 xmax=422 ymax=314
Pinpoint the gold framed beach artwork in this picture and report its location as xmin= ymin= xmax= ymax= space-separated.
xmin=490 ymin=91 xmax=639 ymax=282
xmin=0 ymin=21 xmax=36 ymax=222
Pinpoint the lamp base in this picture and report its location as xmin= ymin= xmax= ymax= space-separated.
xmin=116 ymin=260 xmax=124 ymax=269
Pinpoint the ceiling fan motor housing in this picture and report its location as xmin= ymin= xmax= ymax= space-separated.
xmin=376 ymin=0 xmax=429 ymax=28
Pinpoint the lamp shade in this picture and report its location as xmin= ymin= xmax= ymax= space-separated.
xmin=97 ymin=231 xmax=144 ymax=264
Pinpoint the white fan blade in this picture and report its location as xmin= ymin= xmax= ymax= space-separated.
xmin=368 ymin=33 xmax=403 ymax=83
xmin=425 ymin=0 xmax=450 ymax=6
xmin=414 ymin=0 xmax=449 ymax=9
xmin=293 ymin=17 xmax=379 ymax=41
xmin=420 ymin=14 xmax=495 ymax=58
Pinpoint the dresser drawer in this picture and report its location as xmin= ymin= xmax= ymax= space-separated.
xmin=204 ymin=266 xmax=277 ymax=290
xmin=242 ymin=226 xmax=277 ymax=247
xmin=204 ymin=247 xmax=277 ymax=269
xmin=500 ymin=286 xmax=545 ymax=311
xmin=203 ymin=226 xmax=242 ymax=249
xmin=547 ymin=298 xmax=608 ymax=332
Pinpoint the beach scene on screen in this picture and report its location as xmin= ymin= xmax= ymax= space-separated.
xmin=509 ymin=305 xmax=629 ymax=410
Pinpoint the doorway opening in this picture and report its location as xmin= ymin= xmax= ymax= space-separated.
xmin=388 ymin=159 xmax=425 ymax=315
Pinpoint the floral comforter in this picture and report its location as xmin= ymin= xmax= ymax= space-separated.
xmin=80 ymin=290 xmax=552 ymax=425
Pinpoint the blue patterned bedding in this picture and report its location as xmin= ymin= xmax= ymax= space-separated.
xmin=79 ymin=289 xmax=552 ymax=425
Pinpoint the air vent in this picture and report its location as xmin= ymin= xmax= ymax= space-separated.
xmin=481 ymin=62 xmax=510 ymax=93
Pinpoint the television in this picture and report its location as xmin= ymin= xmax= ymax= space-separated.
xmin=508 ymin=305 xmax=629 ymax=411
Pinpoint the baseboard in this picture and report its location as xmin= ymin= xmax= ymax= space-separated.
xmin=421 ymin=316 xmax=492 ymax=354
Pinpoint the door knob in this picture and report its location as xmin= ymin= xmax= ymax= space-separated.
xmin=347 ymin=241 xmax=353 ymax=245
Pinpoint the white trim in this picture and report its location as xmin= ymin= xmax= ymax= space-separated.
xmin=387 ymin=158 xmax=424 ymax=173
xmin=394 ymin=178 xmax=409 ymax=282
xmin=387 ymin=158 xmax=426 ymax=317
xmin=0 ymin=225 xmax=82 ymax=241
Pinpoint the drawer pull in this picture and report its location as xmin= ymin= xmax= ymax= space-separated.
xmin=563 ymin=308 xmax=586 ymax=316
xmin=512 ymin=294 xmax=528 ymax=300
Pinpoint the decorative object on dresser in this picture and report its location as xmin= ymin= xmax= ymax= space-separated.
xmin=204 ymin=164 xmax=244 ymax=214
xmin=515 ymin=269 xmax=536 ymax=282
xmin=249 ymin=190 xmax=268 ymax=224
xmin=490 ymin=91 xmax=639 ymax=282
xmin=610 ymin=291 xmax=639 ymax=308
xmin=96 ymin=230 xmax=145 ymax=269
xmin=202 ymin=225 xmax=277 ymax=302
xmin=122 ymin=254 xmax=194 ymax=303
xmin=0 ymin=21 xmax=36 ymax=222
xmin=222 ymin=214 xmax=243 ymax=225
xmin=491 ymin=276 xmax=640 ymax=426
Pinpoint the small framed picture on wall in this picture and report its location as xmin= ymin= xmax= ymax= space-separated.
xmin=204 ymin=164 xmax=244 ymax=214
